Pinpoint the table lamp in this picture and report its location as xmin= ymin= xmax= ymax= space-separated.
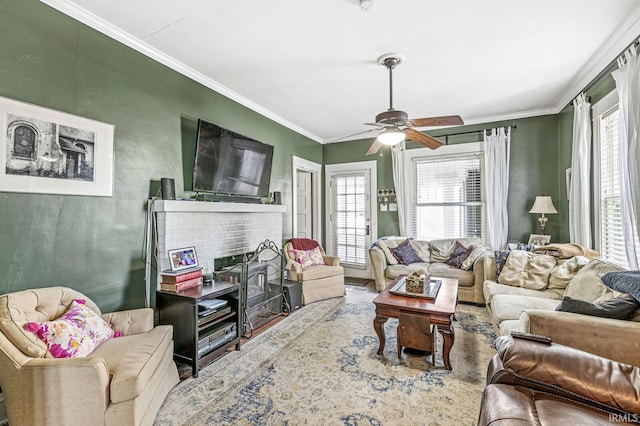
xmin=529 ymin=195 xmax=557 ymax=235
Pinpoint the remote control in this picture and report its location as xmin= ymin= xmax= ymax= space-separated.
xmin=510 ymin=331 xmax=552 ymax=345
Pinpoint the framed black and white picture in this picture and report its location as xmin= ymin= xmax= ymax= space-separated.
xmin=0 ymin=96 xmax=115 ymax=196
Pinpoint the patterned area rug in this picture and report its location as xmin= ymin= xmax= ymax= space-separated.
xmin=155 ymin=288 xmax=497 ymax=425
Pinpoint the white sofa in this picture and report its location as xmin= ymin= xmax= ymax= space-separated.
xmin=483 ymin=250 xmax=640 ymax=366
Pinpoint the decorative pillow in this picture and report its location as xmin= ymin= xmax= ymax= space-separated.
xmin=601 ymin=271 xmax=640 ymax=303
xmin=446 ymin=241 xmax=474 ymax=268
xmin=24 ymin=299 xmax=115 ymax=358
xmin=494 ymin=250 xmax=511 ymax=278
xmin=563 ymin=259 xmax=625 ymax=303
xmin=291 ymin=246 xmax=325 ymax=268
xmin=497 ymin=250 xmax=557 ymax=289
xmin=389 ymin=239 xmax=423 ymax=265
xmin=460 ymin=245 xmax=488 ymax=271
xmin=555 ymin=294 xmax=640 ymax=320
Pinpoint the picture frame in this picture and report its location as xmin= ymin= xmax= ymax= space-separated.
xmin=167 ymin=246 xmax=199 ymax=272
xmin=528 ymin=234 xmax=551 ymax=246
xmin=0 ymin=96 xmax=115 ymax=196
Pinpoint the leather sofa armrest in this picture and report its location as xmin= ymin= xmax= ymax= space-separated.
xmin=369 ymin=247 xmax=388 ymax=292
xmin=520 ymin=309 xmax=640 ymax=366
xmin=23 ymin=357 xmax=110 ymax=423
xmin=489 ymin=335 xmax=640 ymax=416
xmin=322 ymin=255 xmax=340 ymax=266
xmin=102 ymin=307 xmax=154 ymax=335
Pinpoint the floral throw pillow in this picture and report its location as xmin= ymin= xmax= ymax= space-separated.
xmin=24 ymin=299 xmax=117 ymax=358
xmin=292 ymin=246 xmax=325 ymax=268
xmin=389 ymin=239 xmax=423 ymax=265
xmin=446 ymin=241 xmax=474 ymax=268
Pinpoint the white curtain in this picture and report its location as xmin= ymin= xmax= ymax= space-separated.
xmin=569 ymin=93 xmax=592 ymax=247
xmin=613 ymin=47 xmax=640 ymax=269
xmin=392 ymin=141 xmax=411 ymax=236
xmin=483 ymin=127 xmax=511 ymax=250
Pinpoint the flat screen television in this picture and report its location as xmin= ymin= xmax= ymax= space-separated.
xmin=193 ymin=120 xmax=274 ymax=197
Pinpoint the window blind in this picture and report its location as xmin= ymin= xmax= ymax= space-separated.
xmin=412 ymin=154 xmax=483 ymax=241
xmin=331 ymin=174 xmax=367 ymax=267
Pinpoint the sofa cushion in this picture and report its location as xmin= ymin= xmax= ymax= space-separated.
xmin=548 ymin=256 xmax=590 ymax=296
xmin=385 ymin=262 xmax=430 ymax=280
xmin=92 ymin=325 xmax=173 ymax=403
xmin=497 ymin=251 xmax=557 ymax=290
xmin=563 ymin=258 xmax=626 ymax=303
xmin=484 ymin=281 xmax=561 ymax=306
xmin=429 ymin=238 xmax=481 ymax=262
xmin=490 ymin=294 xmax=560 ymax=323
xmin=555 ymin=294 xmax=640 ymax=320
xmin=376 ymin=239 xmax=402 ymax=265
xmin=428 ymin=262 xmax=475 ymax=287
xmin=389 ymin=239 xmax=424 ymax=265
xmin=297 ymin=264 xmax=344 ymax=281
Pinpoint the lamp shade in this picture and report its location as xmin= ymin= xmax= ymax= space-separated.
xmin=529 ymin=196 xmax=558 ymax=214
xmin=377 ymin=127 xmax=405 ymax=145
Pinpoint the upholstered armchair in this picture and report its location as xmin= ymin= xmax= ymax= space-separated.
xmin=0 ymin=286 xmax=179 ymax=426
xmin=283 ymin=240 xmax=345 ymax=305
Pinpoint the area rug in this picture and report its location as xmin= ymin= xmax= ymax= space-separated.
xmin=155 ymin=288 xmax=497 ymax=425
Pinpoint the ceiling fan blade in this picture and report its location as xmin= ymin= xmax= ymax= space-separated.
xmin=410 ymin=115 xmax=464 ymax=128
xmin=365 ymin=139 xmax=383 ymax=156
xmin=406 ymin=128 xmax=443 ymax=150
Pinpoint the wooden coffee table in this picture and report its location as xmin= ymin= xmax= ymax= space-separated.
xmin=373 ymin=276 xmax=459 ymax=370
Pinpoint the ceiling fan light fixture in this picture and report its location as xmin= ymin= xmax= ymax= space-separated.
xmin=377 ymin=127 xmax=405 ymax=145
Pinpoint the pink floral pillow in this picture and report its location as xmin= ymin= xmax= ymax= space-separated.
xmin=24 ymin=299 xmax=118 ymax=358
xmin=291 ymin=246 xmax=325 ymax=268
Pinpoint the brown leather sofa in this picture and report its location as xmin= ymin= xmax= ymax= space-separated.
xmin=478 ymin=335 xmax=640 ymax=425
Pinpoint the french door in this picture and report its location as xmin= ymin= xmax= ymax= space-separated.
xmin=325 ymin=161 xmax=377 ymax=278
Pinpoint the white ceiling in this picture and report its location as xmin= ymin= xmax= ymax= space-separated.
xmin=42 ymin=0 xmax=640 ymax=143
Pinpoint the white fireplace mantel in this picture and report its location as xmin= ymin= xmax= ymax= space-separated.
xmin=155 ymin=200 xmax=286 ymax=213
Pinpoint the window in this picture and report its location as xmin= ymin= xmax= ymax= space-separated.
xmin=593 ymin=92 xmax=640 ymax=267
xmin=12 ymin=124 xmax=36 ymax=160
xmin=331 ymin=173 xmax=367 ymax=266
xmin=409 ymin=143 xmax=484 ymax=241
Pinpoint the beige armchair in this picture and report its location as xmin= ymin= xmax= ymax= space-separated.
xmin=0 ymin=286 xmax=179 ymax=426
xmin=283 ymin=241 xmax=345 ymax=305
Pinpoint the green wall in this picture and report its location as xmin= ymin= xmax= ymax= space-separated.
xmin=0 ymin=0 xmax=321 ymax=311
xmin=324 ymin=115 xmax=565 ymax=244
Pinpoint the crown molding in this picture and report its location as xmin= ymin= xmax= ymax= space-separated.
xmin=38 ymin=0 xmax=324 ymax=143
xmin=555 ymin=12 xmax=640 ymax=109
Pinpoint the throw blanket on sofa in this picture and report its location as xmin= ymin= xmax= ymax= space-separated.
xmin=290 ymin=238 xmax=321 ymax=251
xmin=532 ymin=243 xmax=599 ymax=260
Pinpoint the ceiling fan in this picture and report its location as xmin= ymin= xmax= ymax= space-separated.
xmin=364 ymin=54 xmax=464 ymax=156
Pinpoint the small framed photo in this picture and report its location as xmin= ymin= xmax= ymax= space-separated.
xmin=528 ymin=234 xmax=551 ymax=246
xmin=167 ymin=247 xmax=199 ymax=272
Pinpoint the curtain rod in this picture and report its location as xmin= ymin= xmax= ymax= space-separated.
xmin=432 ymin=125 xmax=517 ymax=144
xmin=570 ymin=37 xmax=639 ymax=105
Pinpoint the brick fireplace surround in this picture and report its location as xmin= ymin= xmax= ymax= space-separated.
xmin=153 ymin=200 xmax=286 ymax=286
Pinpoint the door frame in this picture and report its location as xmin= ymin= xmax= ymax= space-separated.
xmin=325 ymin=160 xmax=378 ymax=278
xmin=292 ymin=156 xmax=322 ymax=242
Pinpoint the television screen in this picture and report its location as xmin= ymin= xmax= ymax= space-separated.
xmin=193 ymin=120 xmax=273 ymax=197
